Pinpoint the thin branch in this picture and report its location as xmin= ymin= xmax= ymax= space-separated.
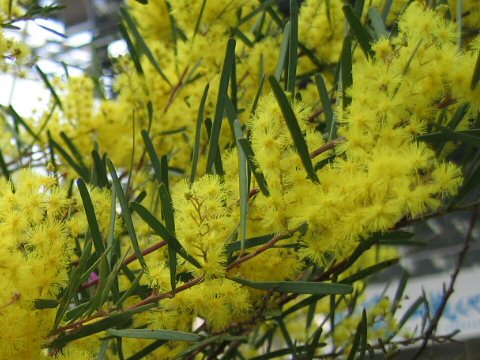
xmin=79 ymin=239 xmax=167 ymax=290
xmin=309 ymin=137 xmax=344 ymax=159
xmin=53 ymin=275 xmax=204 ymax=337
xmin=226 ymin=229 xmax=297 ymax=272
xmin=412 ymin=207 xmax=478 ymax=360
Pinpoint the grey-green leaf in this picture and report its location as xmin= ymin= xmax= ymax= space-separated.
xmin=269 ymin=75 xmax=319 ymax=183
xmin=231 ymin=278 xmax=352 ymax=295
xmin=107 ymin=328 xmax=200 ymax=342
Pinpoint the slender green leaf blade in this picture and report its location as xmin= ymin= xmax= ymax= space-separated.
xmin=120 ymin=7 xmax=171 ymax=85
xmin=141 ymin=129 xmax=162 ymax=182
xmin=206 ymin=39 xmax=236 ymax=173
xmin=394 ymin=296 xmax=425 ymax=337
xmin=0 ymin=150 xmax=11 ymax=181
xmin=107 ymin=328 xmax=200 ymax=341
xmin=33 ymin=299 xmax=59 ymax=309
xmin=77 ymin=178 xmax=105 ymax=254
xmin=231 ymin=278 xmax=352 ymax=295
xmin=116 ymin=270 xmax=144 ymax=307
xmin=343 ymin=258 xmax=399 ymax=284
xmin=237 ymin=138 xmax=269 ymax=196
xmin=392 ymin=272 xmax=409 ymax=314
xmin=269 ymin=75 xmax=319 ymax=182
xmin=341 ymin=36 xmax=353 ymax=110
xmin=49 ymin=134 xmax=90 ymax=181
xmin=233 ymin=119 xmax=249 ymax=251
xmin=159 ymin=183 xmax=177 ymax=292
xmin=131 ymin=202 xmax=201 ymax=268
xmin=343 ymin=5 xmax=373 ymax=58
xmin=36 ymin=65 xmax=63 ymax=110
xmin=127 ymin=339 xmax=166 ymax=360
xmin=91 ymin=150 xmax=109 ymax=188
xmin=119 ymin=23 xmax=143 ymax=75
xmin=472 ymin=48 xmax=480 ymax=89
xmin=368 ymin=7 xmax=388 ymax=39
xmin=287 ymin=0 xmax=299 ymax=94
xmin=434 ymin=124 xmax=480 ymax=148
xmin=107 ymin=159 xmax=146 ymax=268
xmin=50 ymin=304 xmax=155 ymax=348
xmin=190 ymin=84 xmax=209 ymax=185
xmin=274 ymin=22 xmax=291 ymax=81
xmin=314 ymin=74 xmax=335 ymax=140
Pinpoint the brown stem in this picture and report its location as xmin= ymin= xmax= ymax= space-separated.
xmin=164 ymin=66 xmax=189 ymax=114
xmin=53 ymin=276 xmax=204 ymax=337
xmin=226 ymin=229 xmax=297 ymax=272
xmin=79 ymin=239 xmax=167 ymax=290
xmin=127 ymin=275 xmax=204 ymax=310
xmin=309 ymin=137 xmax=344 ymax=159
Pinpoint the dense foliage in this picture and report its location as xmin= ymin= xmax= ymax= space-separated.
xmin=0 ymin=0 xmax=479 ymax=358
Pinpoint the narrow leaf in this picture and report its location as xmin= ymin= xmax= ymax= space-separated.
xmin=116 ymin=269 xmax=144 ymax=307
xmin=178 ymin=335 xmax=248 ymax=359
xmin=77 ymin=179 xmax=106 ymax=254
xmin=131 ymin=202 xmax=201 ymax=268
xmin=472 ymin=48 xmax=480 ymax=89
xmin=141 ymin=129 xmax=162 ymax=182
xmin=392 ymin=272 xmax=409 ymax=314
xmin=33 ymin=299 xmax=59 ymax=309
xmin=120 ymin=7 xmax=171 ymax=85
xmin=227 ymin=234 xmax=274 ymax=253
xmin=433 ymin=124 xmax=480 ymax=149
xmin=206 ymin=39 xmax=236 ymax=173
xmin=238 ymin=0 xmax=278 ymax=25
xmin=8 ymin=105 xmax=40 ymax=141
xmin=269 ymin=75 xmax=319 ymax=182
xmin=60 ymin=132 xmax=88 ymax=170
xmin=50 ymin=304 xmax=155 ymax=348
xmin=230 ymin=118 xmax=249 ymax=251
xmin=343 ymin=5 xmax=373 ymax=58
xmin=368 ymin=7 xmax=388 ymax=39
xmin=237 ymin=138 xmax=270 ymax=196
xmin=250 ymin=73 xmax=265 ymax=114
xmin=91 ymin=150 xmax=109 ymax=188
xmin=119 ymin=23 xmax=143 ymax=75
xmin=190 ymin=84 xmax=209 ymax=185
xmin=49 ymin=134 xmax=90 ymax=181
xmin=314 ymin=74 xmax=335 ymax=140
xmin=107 ymin=159 xmax=146 ymax=268
xmin=287 ymin=0 xmax=299 ymax=94
xmin=343 ymin=258 xmax=398 ymax=284
xmin=0 ymin=150 xmax=11 ymax=181
xmin=341 ymin=36 xmax=353 ymax=110
xmin=231 ymin=278 xmax=352 ymax=295
xmin=159 ymin=183 xmax=177 ymax=292
xmin=394 ymin=296 xmax=425 ymax=336
xmin=107 ymin=328 xmax=200 ymax=342
xmin=36 ymin=65 xmax=63 ymax=110
xmin=274 ymin=22 xmax=291 ymax=81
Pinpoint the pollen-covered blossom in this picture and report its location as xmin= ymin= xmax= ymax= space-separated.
xmin=245 ymin=2 xmax=466 ymax=266
xmin=172 ymin=175 xmax=236 ymax=278
xmin=0 ymin=1 xmax=31 ymax=72
xmin=0 ymin=170 xmax=77 ymax=358
xmin=169 ymin=0 xmax=256 ymax=34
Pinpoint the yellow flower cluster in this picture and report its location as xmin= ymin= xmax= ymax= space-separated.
xmin=0 ymin=0 xmax=30 ymax=72
xmin=0 ymin=170 xmax=72 ymax=358
xmin=172 ymin=175 xmax=235 ymax=278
